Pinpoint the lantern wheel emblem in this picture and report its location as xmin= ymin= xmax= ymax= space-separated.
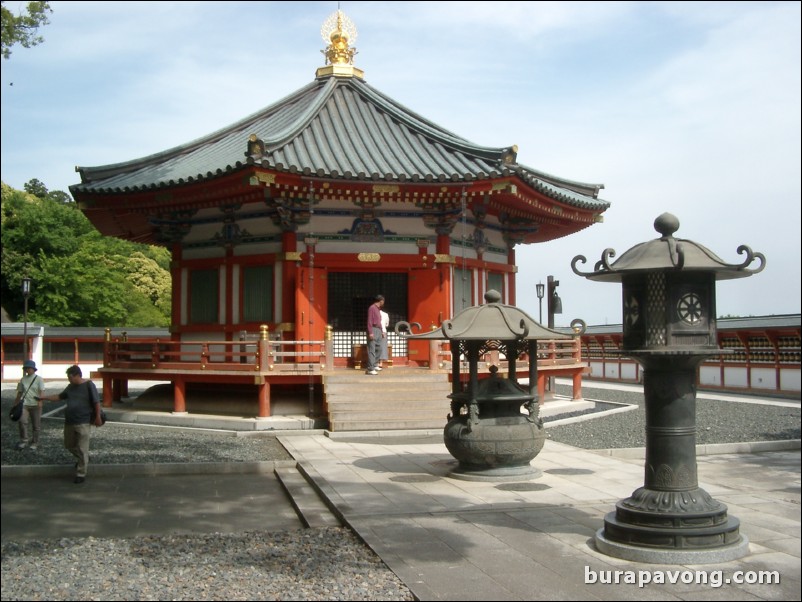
xmin=624 ymin=294 xmax=639 ymax=327
xmin=677 ymin=292 xmax=703 ymax=325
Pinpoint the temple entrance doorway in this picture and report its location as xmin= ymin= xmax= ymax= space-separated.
xmin=328 ymin=272 xmax=409 ymax=362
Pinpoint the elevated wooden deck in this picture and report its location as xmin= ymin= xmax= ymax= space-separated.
xmin=93 ymin=329 xmax=588 ymax=424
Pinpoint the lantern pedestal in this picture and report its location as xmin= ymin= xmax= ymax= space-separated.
xmin=594 ymin=354 xmax=749 ymax=563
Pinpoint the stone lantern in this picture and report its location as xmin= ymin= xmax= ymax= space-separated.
xmin=571 ymin=212 xmax=765 ymax=564
xmin=413 ymin=289 xmax=572 ymax=481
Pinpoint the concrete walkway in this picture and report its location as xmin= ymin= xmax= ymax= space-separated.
xmin=277 ymin=434 xmax=800 ymax=601
xmin=1 ymin=463 xmax=302 ymax=541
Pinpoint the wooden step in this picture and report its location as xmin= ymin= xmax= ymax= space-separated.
xmin=330 ymin=417 xmax=448 ymax=431
xmin=327 ymin=399 xmax=450 ymax=411
xmin=323 ymin=372 xmax=451 ymax=384
xmin=323 ymin=369 xmax=451 ymax=432
xmin=329 ymin=408 xmax=447 ymax=420
xmin=326 ymin=389 xmax=451 ymax=403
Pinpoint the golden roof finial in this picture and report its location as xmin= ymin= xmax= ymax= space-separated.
xmin=316 ymin=9 xmax=364 ymax=79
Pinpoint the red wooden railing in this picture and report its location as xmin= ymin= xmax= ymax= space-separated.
xmin=104 ymin=324 xmax=334 ymax=374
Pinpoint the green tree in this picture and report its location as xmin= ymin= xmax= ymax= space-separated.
xmin=1 ymin=1 xmax=52 ymax=59
xmin=47 ymin=189 xmax=73 ymax=204
xmin=26 ymin=240 xmax=170 ymax=327
xmin=23 ymin=177 xmax=48 ymax=198
xmin=125 ymin=251 xmax=172 ymax=314
xmin=2 ymin=182 xmax=94 ymax=259
xmin=1 ymin=181 xmax=171 ymax=327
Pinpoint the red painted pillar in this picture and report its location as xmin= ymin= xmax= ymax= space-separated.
xmin=572 ymin=371 xmax=583 ymax=400
xmin=102 ymin=374 xmax=113 ymax=407
xmin=171 ymin=244 xmax=182 ymax=342
xmin=537 ymin=373 xmax=546 ymax=404
xmin=174 ymin=378 xmax=187 ymax=413
xmin=225 ymin=246 xmax=234 ymax=338
xmin=282 ymin=231 xmax=298 ymax=327
xmin=257 ymin=381 xmax=270 ymax=417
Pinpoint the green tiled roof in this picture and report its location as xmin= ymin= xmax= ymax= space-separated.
xmin=71 ymin=74 xmax=608 ymax=212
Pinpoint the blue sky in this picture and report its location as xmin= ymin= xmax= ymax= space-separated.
xmin=1 ymin=1 xmax=800 ymax=326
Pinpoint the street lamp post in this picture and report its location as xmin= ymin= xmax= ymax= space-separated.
xmin=545 ymin=276 xmax=562 ymax=398
xmin=535 ymin=282 xmax=545 ymax=323
xmin=22 ymin=277 xmax=31 ymax=360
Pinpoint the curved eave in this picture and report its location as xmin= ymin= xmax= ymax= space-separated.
xmin=72 ymin=163 xmax=610 ymax=230
xmin=517 ymin=162 xmax=604 ymax=199
xmin=71 ymin=161 xmax=253 ymax=196
xmin=525 ymin=221 xmax=597 ymax=245
xmin=530 ymin=182 xmax=606 ymax=210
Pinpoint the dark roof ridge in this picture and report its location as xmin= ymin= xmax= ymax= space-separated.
xmin=262 ymin=77 xmax=338 ymax=150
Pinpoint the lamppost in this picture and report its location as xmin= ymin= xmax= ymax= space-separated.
xmin=544 ymin=276 xmax=562 ymax=398
xmin=21 ymin=277 xmax=31 ymax=360
xmin=535 ymin=282 xmax=545 ymax=323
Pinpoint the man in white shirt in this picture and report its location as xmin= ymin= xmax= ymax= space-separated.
xmin=379 ymin=309 xmax=390 ymax=369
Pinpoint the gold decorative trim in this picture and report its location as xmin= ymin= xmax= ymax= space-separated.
xmin=358 ymin=253 xmax=381 ymax=262
xmin=315 ymin=64 xmax=364 ymax=79
xmin=284 ymin=252 xmax=302 ymax=261
xmin=249 ymin=173 xmax=275 ymax=185
xmin=433 ymin=254 xmax=454 ymax=264
xmin=372 ymin=184 xmax=399 ymax=194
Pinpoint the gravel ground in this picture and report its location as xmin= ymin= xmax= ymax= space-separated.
xmin=1 ymin=530 xmax=413 ymax=601
xmin=546 ymin=384 xmax=800 ymax=449
xmin=1 ymin=381 xmax=798 ymax=601
xmin=1 ymin=406 xmax=293 ymax=469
